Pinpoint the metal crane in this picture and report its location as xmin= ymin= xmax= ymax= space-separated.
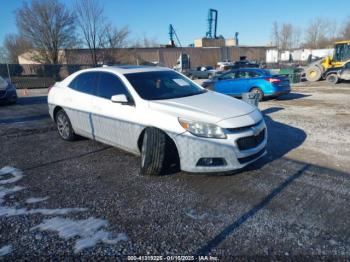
xmin=168 ymin=24 xmax=182 ymax=47
xmin=206 ymin=9 xmax=218 ymax=39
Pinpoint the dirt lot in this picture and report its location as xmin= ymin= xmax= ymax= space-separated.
xmin=0 ymin=82 xmax=349 ymax=259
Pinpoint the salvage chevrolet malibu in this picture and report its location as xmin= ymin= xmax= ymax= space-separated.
xmin=48 ymin=66 xmax=267 ymax=175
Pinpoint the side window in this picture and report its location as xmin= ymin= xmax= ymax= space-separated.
xmin=97 ymin=73 xmax=130 ymax=99
xmin=220 ymin=71 xmax=236 ymax=80
xmin=345 ymin=62 xmax=350 ymax=69
xmin=237 ymin=70 xmax=250 ymax=79
xmin=236 ymin=70 xmax=260 ymax=78
xmin=69 ymin=72 xmax=98 ymax=95
xmin=248 ymin=71 xmax=261 ymax=77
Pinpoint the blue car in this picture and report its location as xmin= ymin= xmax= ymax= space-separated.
xmin=0 ymin=76 xmax=17 ymax=105
xmin=202 ymin=68 xmax=291 ymax=100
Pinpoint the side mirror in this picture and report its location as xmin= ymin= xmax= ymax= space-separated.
xmin=111 ymin=94 xmax=130 ymax=104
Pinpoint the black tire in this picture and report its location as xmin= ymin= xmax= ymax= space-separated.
xmin=305 ymin=66 xmax=322 ymax=82
xmin=326 ymin=74 xmax=339 ymax=84
xmin=250 ymin=87 xmax=264 ymax=101
xmin=140 ymin=128 xmax=167 ymax=176
xmin=55 ymin=109 xmax=76 ymax=141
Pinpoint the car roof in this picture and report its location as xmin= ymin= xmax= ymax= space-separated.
xmin=80 ymin=65 xmax=171 ymax=75
xmin=229 ymin=68 xmax=265 ymax=72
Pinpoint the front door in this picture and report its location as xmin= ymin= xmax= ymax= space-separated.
xmin=215 ymin=70 xmax=241 ymax=96
xmin=90 ymin=72 xmax=142 ymax=154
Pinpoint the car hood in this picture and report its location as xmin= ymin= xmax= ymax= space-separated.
xmin=148 ymin=91 xmax=256 ymax=123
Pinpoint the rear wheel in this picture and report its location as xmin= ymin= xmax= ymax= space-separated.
xmin=55 ymin=109 xmax=76 ymax=141
xmin=140 ymin=128 xmax=168 ymax=176
xmin=326 ymin=74 xmax=339 ymax=84
xmin=250 ymin=87 xmax=264 ymax=101
xmin=305 ymin=66 xmax=322 ymax=82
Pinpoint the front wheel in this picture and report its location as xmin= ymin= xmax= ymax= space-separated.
xmin=140 ymin=128 xmax=167 ymax=176
xmin=305 ymin=66 xmax=322 ymax=82
xmin=326 ymin=74 xmax=339 ymax=84
xmin=55 ymin=109 xmax=76 ymax=141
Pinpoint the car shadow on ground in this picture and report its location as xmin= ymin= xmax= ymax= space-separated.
xmin=267 ymin=92 xmax=310 ymax=101
xmin=16 ymin=96 xmax=47 ymax=105
xmin=171 ymin=106 xmax=307 ymax=177
xmin=244 ymin=106 xmax=307 ymax=172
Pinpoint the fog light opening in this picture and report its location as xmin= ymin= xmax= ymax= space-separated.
xmin=196 ymin=158 xmax=227 ymax=167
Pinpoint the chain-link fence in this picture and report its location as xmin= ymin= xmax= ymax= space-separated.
xmin=0 ymin=64 xmax=98 ymax=89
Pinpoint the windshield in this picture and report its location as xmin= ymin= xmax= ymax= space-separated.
xmin=124 ymin=70 xmax=206 ymax=100
xmin=334 ymin=43 xmax=350 ymax=62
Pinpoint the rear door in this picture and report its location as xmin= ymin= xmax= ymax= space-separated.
xmin=247 ymin=70 xmax=264 ymax=88
xmin=90 ymin=72 xmax=141 ymax=153
xmin=66 ymin=72 xmax=98 ymax=138
xmin=235 ymin=70 xmax=255 ymax=93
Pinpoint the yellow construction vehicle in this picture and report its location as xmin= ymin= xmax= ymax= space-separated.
xmin=305 ymin=40 xmax=350 ymax=82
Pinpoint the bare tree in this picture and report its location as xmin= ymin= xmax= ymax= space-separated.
xmin=75 ymin=0 xmax=106 ymax=65
xmin=304 ymin=18 xmax=331 ymax=48
xmin=98 ymin=24 xmax=130 ymax=64
xmin=132 ymin=35 xmax=159 ymax=48
xmin=342 ymin=17 xmax=350 ymax=40
xmin=279 ymin=23 xmax=293 ymax=50
xmin=271 ymin=21 xmax=280 ymax=49
xmin=0 ymin=46 xmax=9 ymax=63
xmin=271 ymin=22 xmax=301 ymax=50
xmin=292 ymin=27 xmax=302 ymax=49
xmin=16 ymin=0 xmax=76 ymax=64
xmin=3 ymin=34 xmax=33 ymax=63
xmin=100 ymin=24 xmax=130 ymax=49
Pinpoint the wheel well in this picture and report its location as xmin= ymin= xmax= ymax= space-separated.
xmin=325 ymin=72 xmax=338 ymax=77
xmin=137 ymin=127 xmax=180 ymax=169
xmin=249 ymin=87 xmax=264 ymax=94
xmin=53 ymin=106 xmax=63 ymax=122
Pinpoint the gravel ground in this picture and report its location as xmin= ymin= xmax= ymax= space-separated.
xmin=0 ymin=83 xmax=349 ymax=260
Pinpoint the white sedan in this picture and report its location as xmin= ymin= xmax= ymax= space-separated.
xmin=48 ymin=66 xmax=267 ymax=175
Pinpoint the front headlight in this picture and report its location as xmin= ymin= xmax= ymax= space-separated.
xmin=178 ymin=118 xmax=227 ymax=139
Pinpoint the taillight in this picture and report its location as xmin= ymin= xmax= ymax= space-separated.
xmin=265 ymin=77 xmax=281 ymax=84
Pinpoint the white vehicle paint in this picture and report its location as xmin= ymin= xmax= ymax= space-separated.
xmin=48 ymin=66 xmax=267 ymax=173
